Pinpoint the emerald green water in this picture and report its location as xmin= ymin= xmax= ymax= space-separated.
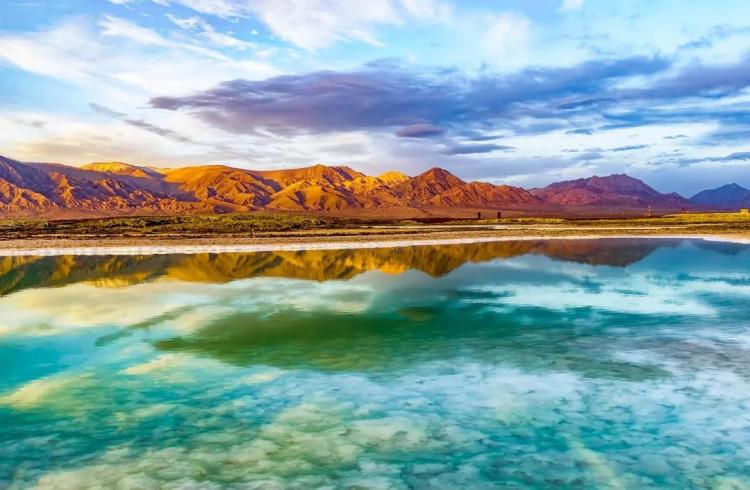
xmin=1 ymin=238 xmax=750 ymax=488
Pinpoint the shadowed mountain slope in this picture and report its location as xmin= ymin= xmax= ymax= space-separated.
xmin=690 ymin=183 xmax=750 ymax=210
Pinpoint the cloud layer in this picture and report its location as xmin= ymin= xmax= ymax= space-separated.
xmin=150 ymin=53 xmax=750 ymax=156
xmin=151 ymin=56 xmax=672 ymax=137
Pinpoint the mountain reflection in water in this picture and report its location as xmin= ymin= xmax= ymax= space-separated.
xmin=0 ymin=238 xmax=681 ymax=295
xmin=0 ymin=238 xmax=746 ymax=379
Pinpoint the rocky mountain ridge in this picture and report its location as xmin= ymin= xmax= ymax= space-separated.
xmin=0 ymin=154 xmax=725 ymax=218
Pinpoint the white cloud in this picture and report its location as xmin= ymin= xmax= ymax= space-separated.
xmin=165 ymin=0 xmax=244 ymax=17
xmin=99 ymin=15 xmax=235 ymax=60
xmin=166 ymin=14 xmax=200 ymax=30
xmin=399 ymin=0 xmax=452 ymax=22
xmin=560 ymin=0 xmax=584 ymax=12
xmin=245 ymin=0 xmax=401 ymax=50
xmin=0 ymin=19 xmax=105 ymax=82
xmin=154 ymin=0 xmax=451 ymax=50
xmin=0 ymin=17 xmax=278 ymax=94
xmin=0 ymin=12 xmax=288 ymax=167
xmin=166 ymin=14 xmax=253 ymax=50
xmin=482 ymin=12 xmax=530 ymax=64
xmin=100 ymin=15 xmax=171 ymax=46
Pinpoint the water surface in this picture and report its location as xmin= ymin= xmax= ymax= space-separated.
xmin=2 ymin=238 xmax=750 ymax=488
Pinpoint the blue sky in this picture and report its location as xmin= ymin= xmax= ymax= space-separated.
xmin=1 ymin=0 xmax=749 ymax=194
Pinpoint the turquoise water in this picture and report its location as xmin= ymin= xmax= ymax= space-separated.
xmin=1 ymin=238 xmax=750 ymax=489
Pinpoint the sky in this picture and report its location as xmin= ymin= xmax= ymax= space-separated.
xmin=1 ymin=0 xmax=749 ymax=194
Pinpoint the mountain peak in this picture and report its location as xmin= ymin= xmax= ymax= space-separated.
xmin=378 ymin=171 xmax=410 ymax=185
xmin=255 ymin=164 xmax=363 ymax=187
xmin=536 ymin=172 xmax=690 ymax=208
xmin=690 ymin=182 xmax=750 ymax=209
xmin=423 ymin=166 xmax=454 ymax=176
xmin=581 ymin=174 xmax=655 ymax=193
xmin=392 ymin=167 xmax=467 ymax=204
xmin=588 ymin=173 xmax=638 ymax=182
xmin=82 ymin=162 xmax=158 ymax=178
xmin=415 ymin=167 xmax=465 ymax=184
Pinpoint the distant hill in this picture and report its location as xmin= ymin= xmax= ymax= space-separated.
xmin=690 ymin=183 xmax=750 ymax=210
xmin=531 ymin=174 xmax=692 ymax=210
xmin=0 ymin=154 xmax=697 ymax=218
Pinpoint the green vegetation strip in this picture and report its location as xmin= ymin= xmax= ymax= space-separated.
xmin=0 ymin=212 xmax=749 ymax=240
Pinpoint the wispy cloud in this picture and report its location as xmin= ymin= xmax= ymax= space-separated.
xmin=559 ymin=0 xmax=584 ymax=12
xmin=442 ymin=144 xmax=515 ymax=155
xmin=610 ymin=144 xmax=649 ymax=152
xmin=92 ymin=102 xmax=192 ymax=142
xmin=0 ymin=17 xmax=279 ymax=94
xmin=165 ymin=14 xmax=253 ymax=50
xmin=395 ymin=123 xmax=444 ymax=138
xmin=152 ymin=0 xmax=451 ymax=50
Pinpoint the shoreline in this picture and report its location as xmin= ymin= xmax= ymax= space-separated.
xmin=0 ymin=231 xmax=748 ymax=256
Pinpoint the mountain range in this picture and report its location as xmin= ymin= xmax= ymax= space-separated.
xmin=0 ymin=154 xmax=742 ymax=218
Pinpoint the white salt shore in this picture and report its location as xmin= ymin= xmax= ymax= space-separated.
xmin=0 ymin=234 xmax=747 ymax=257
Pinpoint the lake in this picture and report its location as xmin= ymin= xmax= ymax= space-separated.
xmin=1 ymin=238 xmax=750 ymax=489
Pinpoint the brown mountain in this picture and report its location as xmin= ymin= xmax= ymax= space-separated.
xmin=393 ymin=167 xmax=466 ymax=204
xmin=531 ymin=174 xmax=692 ymax=210
xmin=387 ymin=167 xmax=541 ymax=209
xmin=0 ymin=154 xmax=691 ymax=218
xmin=0 ymin=155 xmax=543 ymax=218
xmin=432 ymin=181 xmax=540 ymax=207
xmin=0 ymin=155 xmax=194 ymax=215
